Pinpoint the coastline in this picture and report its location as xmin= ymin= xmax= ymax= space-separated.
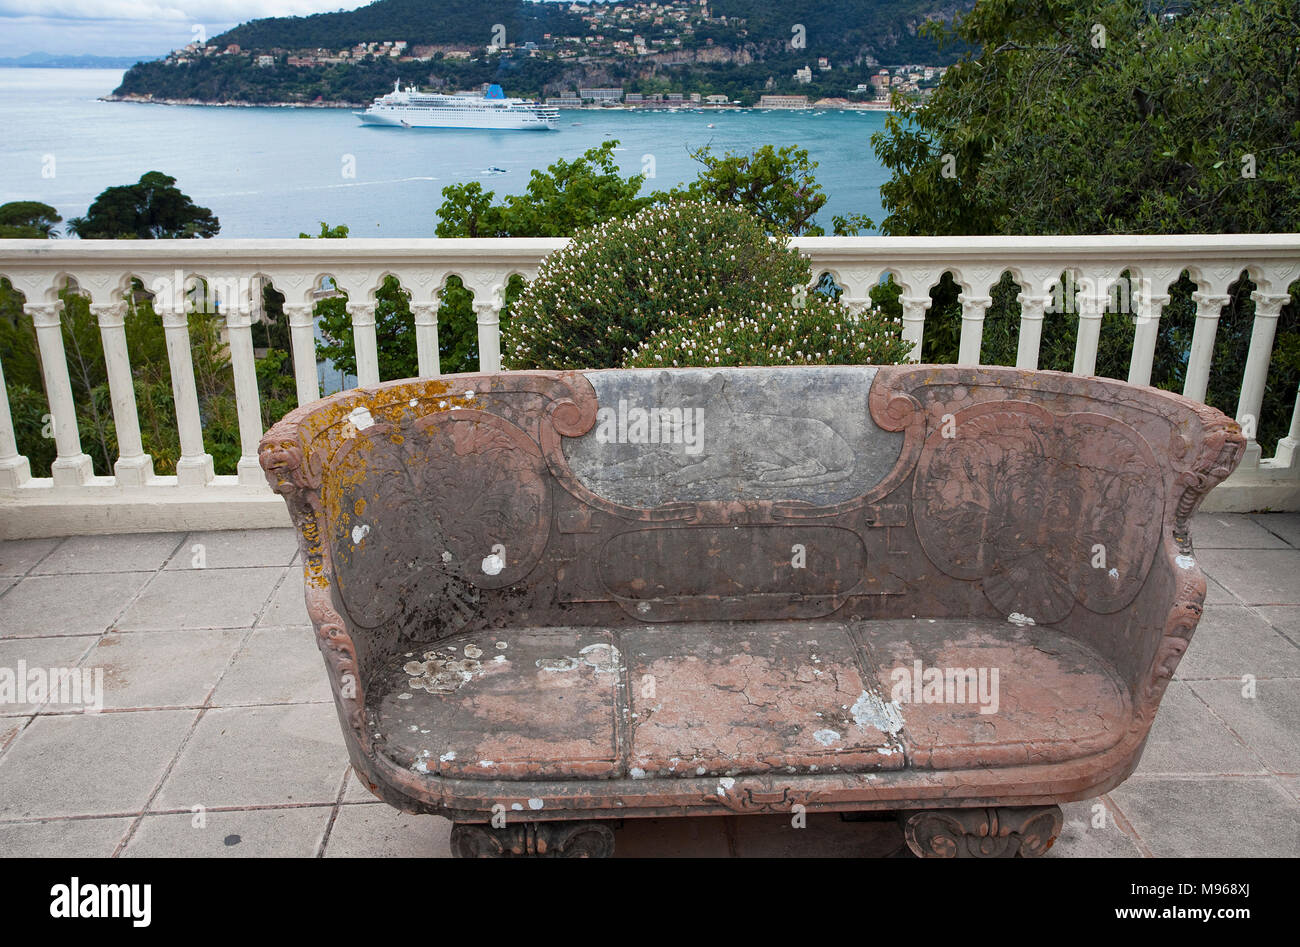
xmin=100 ymin=93 xmax=896 ymax=112
xmin=101 ymin=93 xmax=363 ymax=108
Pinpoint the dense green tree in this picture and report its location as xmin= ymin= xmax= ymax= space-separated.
xmin=68 ymin=171 xmax=220 ymax=239
xmin=435 ymin=141 xmax=652 ymax=239
xmin=663 ymin=144 xmax=873 ymax=237
xmin=0 ymin=201 xmax=62 ymax=238
xmin=869 ymin=0 xmax=1300 ymax=453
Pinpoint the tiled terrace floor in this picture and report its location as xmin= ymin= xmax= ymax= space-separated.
xmin=1 ymin=513 xmax=1297 ymax=858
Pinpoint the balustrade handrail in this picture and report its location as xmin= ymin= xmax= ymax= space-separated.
xmin=1 ymin=234 xmax=1298 ymax=536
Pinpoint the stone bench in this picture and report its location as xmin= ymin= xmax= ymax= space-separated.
xmin=260 ymin=365 xmax=1245 ymax=857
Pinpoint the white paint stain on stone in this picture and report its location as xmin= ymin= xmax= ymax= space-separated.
xmin=481 ymin=553 xmax=504 ymax=576
xmin=527 ymin=798 xmax=544 ymax=810
xmin=1176 ymin=554 xmax=1196 ymax=570
xmin=1008 ymin=612 xmax=1036 ymax=626
xmin=630 ymin=767 xmax=647 ymax=779
xmin=347 ymin=406 xmax=375 ymax=431
xmin=851 ymin=690 xmax=905 ymax=735
xmin=439 ymin=751 xmax=456 ymax=762
xmin=813 ymin=728 xmax=841 ymax=746
xmin=351 ymin=523 xmax=370 ymax=544
xmin=716 ymin=776 xmax=736 ymax=797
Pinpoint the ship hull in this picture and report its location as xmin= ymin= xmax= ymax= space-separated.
xmin=356 ymin=108 xmax=556 ymax=130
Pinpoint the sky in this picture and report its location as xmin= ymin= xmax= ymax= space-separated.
xmin=0 ymin=1 xmax=374 ymax=58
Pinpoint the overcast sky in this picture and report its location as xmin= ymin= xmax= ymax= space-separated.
xmin=0 ymin=1 xmax=376 ymax=58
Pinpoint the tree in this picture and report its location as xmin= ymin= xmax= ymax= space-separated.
xmin=68 ymin=171 xmax=220 ymax=239
xmin=871 ymin=0 xmax=1299 ymax=236
xmin=664 ymin=144 xmax=872 ymax=237
xmin=0 ymin=201 xmax=62 ymax=238
xmin=869 ymin=0 xmax=1300 ymax=453
xmin=434 ymin=140 xmax=652 ymax=239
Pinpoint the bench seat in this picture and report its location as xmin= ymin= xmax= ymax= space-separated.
xmin=370 ymin=619 xmax=1129 ymax=784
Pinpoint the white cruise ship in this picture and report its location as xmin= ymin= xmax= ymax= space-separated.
xmin=356 ymin=82 xmax=558 ymax=130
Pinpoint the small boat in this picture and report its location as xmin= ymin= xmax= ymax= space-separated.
xmin=706 ymin=123 xmax=715 ymax=128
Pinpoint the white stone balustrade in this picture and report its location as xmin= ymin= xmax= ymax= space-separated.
xmin=0 ymin=234 xmax=1296 ymax=536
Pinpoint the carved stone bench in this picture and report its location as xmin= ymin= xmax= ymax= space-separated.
xmin=260 ymin=365 xmax=1244 ymax=857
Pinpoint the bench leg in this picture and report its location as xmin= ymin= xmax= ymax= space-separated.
xmin=450 ymin=820 xmax=616 ymax=858
xmin=901 ymin=805 xmax=1063 ymax=858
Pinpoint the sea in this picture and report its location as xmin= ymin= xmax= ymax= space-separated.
xmin=0 ymin=68 xmax=893 ymax=237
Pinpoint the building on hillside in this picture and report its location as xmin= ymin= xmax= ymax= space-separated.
xmin=579 ymin=87 xmax=624 ymax=103
xmin=758 ymin=94 xmax=810 ymax=109
xmin=255 ymin=55 xmax=275 ymax=67
xmin=794 ymin=66 xmax=813 ymax=84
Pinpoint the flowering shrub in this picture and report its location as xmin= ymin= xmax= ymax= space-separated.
xmin=504 ymin=201 xmax=834 ymax=370
xmin=624 ymin=300 xmax=913 ymax=368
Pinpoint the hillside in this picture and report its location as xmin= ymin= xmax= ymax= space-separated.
xmin=111 ymin=0 xmax=974 ymax=106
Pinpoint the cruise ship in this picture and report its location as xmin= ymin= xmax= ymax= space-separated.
xmin=356 ymin=82 xmax=558 ymax=130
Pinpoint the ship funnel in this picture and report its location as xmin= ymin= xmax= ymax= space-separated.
xmin=486 ymin=84 xmax=505 ymax=100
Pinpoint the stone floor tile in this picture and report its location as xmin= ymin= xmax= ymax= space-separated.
xmin=1252 ymin=513 xmax=1300 ymax=548
xmin=324 ymin=804 xmax=449 ymax=857
xmin=210 ymin=626 xmax=331 ymax=707
xmin=1196 ymin=549 xmax=1300 ymax=605
xmin=0 ymin=716 xmax=30 ymax=754
xmin=1132 ymin=682 xmax=1261 ymax=775
xmin=0 ymin=537 xmax=62 ymax=576
xmin=0 ymin=572 xmax=151 ymax=638
xmin=1177 ymin=605 xmax=1300 ymax=679
xmin=1109 ymin=777 xmax=1300 ymax=857
xmin=1189 ymin=678 xmax=1300 ymax=774
xmin=87 ymin=630 xmax=247 ymax=709
xmin=1190 ymin=513 xmax=1290 ymax=549
xmin=152 ymin=704 xmax=346 ymax=809
xmin=0 ymin=635 xmax=100 ymax=714
xmin=165 ymin=529 xmax=298 ymax=571
xmin=1254 ymin=606 xmax=1300 ymax=647
xmin=1203 ymin=575 xmax=1236 ymax=605
xmin=122 ymin=806 xmax=331 ymax=857
xmin=0 ymin=709 xmax=197 ymax=818
xmin=116 ymin=567 xmax=283 ymax=630
xmin=257 ymin=567 xmax=309 ymax=627
xmin=0 ymin=817 xmax=134 ymax=857
xmin=342 ymin=767 xmax=380 ymax=803
xmin=1047 ymin=798 xmax=1144 ymax=857
xmin=34 ymin=533 xmax=181 ymax=575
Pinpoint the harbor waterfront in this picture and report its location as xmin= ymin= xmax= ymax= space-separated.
xmin=0 ymin=68 xmax=892 ymax=238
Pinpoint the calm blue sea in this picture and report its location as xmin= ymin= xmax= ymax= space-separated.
xmin=0 ymin=68 xmax=892 ymax=237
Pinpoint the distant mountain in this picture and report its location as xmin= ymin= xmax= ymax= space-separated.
xmin=111 ymin=0 xmax=974 ymax=107
xmin=0 ymin=52 xmax=152 ymax=69
xmin=211 ymin=0 xmax=970 ymax=62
